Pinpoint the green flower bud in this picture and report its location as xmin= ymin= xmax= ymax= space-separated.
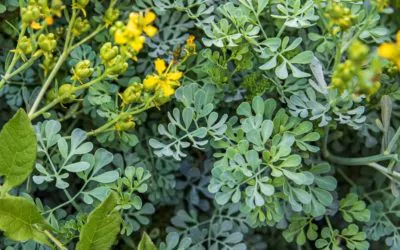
xmin=119 ymin=83 xmax=143 ymax=106
xmin=58 ymin=83 xmax=76 ymax=103
xmin=114 ymin=117 xmax=135 ymax=131
xmin=72 ymin=60 xmax=93 ymax=80
xmin=21 ymin=5 xmax=41 ymax=24
xmin=106 ymin=55 xmax=128 ymax=75
xmin=104 ymin=8 xmax=119 ymax=27
xmin=51 ymin=0 xmax=64 ymax=17
xmin=18 ymin=36 xmax=33 ymax=54
xmin=72 ymin=17 xmax=90 ymax=36
xmin=38 ymin=33 xmax=57 ymax=53
xmin=100 ymin=42 xmax=119 ymax=62
xmin=76 ymin=0 xmax=89 ymax=9
xmin=349 ymin=41 xmax=369 ymax=64
xmin=41 ymin=54 xmax=57 ymax=76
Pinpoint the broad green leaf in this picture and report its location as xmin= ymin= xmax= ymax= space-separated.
xmin=0 ymin=196 xmax=51 ymax=246
xmin=290 ymin=51 xmax=313 ymax=64
xmin=77 ymin=191 xmax=122 ymax=250
xmin=138 ymin=232 xmax=157 ymax=250
xmin=0 ymin=109 xmax=37 ymax=192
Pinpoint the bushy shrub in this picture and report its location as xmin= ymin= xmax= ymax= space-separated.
xmin=0 ymin=0 xmax=400 ymax=249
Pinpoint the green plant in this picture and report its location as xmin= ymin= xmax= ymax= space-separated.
xmin=1 ymin=0 xmax=400 ymax=249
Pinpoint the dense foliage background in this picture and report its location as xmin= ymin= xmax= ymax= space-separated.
xmin=1 ymin=0 xmax=400 ymax=249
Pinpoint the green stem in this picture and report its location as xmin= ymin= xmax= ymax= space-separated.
xmin=324 ymin=151 xmax=397 ymax=166
xmin=2 ymin=52 xmax=43 ymax=82
xmin=86 ymin=103 xmax=151 ymax=137
xmin=332 ymin=36 xmax=342 ymax=71
xmin=29 ymin=74 xmax=106 ymax=120
xmin=0 ymin=26 xmax=27 ymax=89
xmin=43 ymin=181 xmax=89 ymax=214
xmin=28 ymin=51 xmax=69 ymax=117
xmin=385 ymin=126 xmax=400 ymax=154
xmin=28 ymin=8 xmax=78 ymax=117
xmin=69 ymin=25 xmax=105 ymax=52
xmin=63 ymin=189 xmax=82 ymax=212
xmin=43 ymin=230 xmax=67 ymax=250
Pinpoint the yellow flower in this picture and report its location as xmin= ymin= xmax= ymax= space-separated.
xmin=31 ymin=21 xmax=42 ymax=30
xmin=378 ymin=31 xmax=400 ymax=69
xmin=128 ymin=36 xmax=146 ymax=53
xmin=143 ymin=58 xmax=183 ymax=97
xmin=112 ymin=10 xmax=157 ymax=55
xmin=45 ymin=16 xmax=54 ymax=25
xmin=114 ymin=29 xmax=128 ymax=44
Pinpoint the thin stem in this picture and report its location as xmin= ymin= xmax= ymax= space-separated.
xmin=29 ymin=74 xmax=106 ymax=120
xmin=386 ymin=126 xmax=400 ymax=154
xmin=28 ymin=52 xmax=69 ymax=117
xmin=28 ymin=7 xmax=78 ymax=116
xmin=43 ymin=181 xmax=88 ymax=214
xmin=63 ymin=189 xmax=82 ymax=212
xmin=3 ymin=52 xmax=42 ymax=80
xmin=0 ymin=26 xmax=27 ymax=89
xmin=43 ymin=230 xmax=67 ymax=250
xmin=69 ymin=25 xmax=106 ymax=51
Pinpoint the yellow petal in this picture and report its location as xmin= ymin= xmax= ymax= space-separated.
xmin=30 ymin=21 xmax=42 ymax=30
xmin=126 ymin=22 xmax=142 ymax=37
xmin=160 ymin=83 xmax=175 ymax=97
xmin=167 ymin=71 xmax=183 ymax=81
xmin=144 ymin=11 xmax=156 ymax=24
xmin=155 ymin=58 xmax=166 ymax=75
xmin=114 ymin=30 xmax=128 ymax=44
xmin=143 ymin=25 xmax=157 ymax=37
xmin=378 ymin=43 xmax=398 ymax=60
xmin=129 ymin=36 xmax=145 ymax=52
xmin=129 ymin=13 xmax=140 ymax=24
xmin=143 ymin=75 xmax=158 ymax=90
xmin=45 ymin=16 xmax=54 ymax=25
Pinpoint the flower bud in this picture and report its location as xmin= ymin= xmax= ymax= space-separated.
xmin=21 ymin=5 xmax=41 ymax=24
xmin=76 ymin=0 xmax=89 ymax=9
xmin=72 ymin=17 xmax=90 ymax=36
xmin=58 ymin=83 xmax=76 ymax=103
xmin=41 ymin=54 xmax=57 ymax=76
xmin=119 ymin=83 xmax=143 ymax=106
xmin=114 ymin=117 xmax=135 ymax=131
xmin=104 ymin=8 xmax=119 ymax=27
xmin=100 ymin=42 xmax=119 ymax=62
xmin=72 ymin=60 xmax=93 ymax=80
xmin=349 ymin=41 xmax=369 ymax=64
xmin=51 ymin=0 xmax=64 ymax=17
xmin=106 ymin=55 xmax=128 ymax=75
xmin=18 ymin=36 xmax=33 ymax=55
xmin=38 ymin=33 xmax=57 ymax=53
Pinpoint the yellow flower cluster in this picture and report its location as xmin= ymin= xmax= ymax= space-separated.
xmin=378 ymin=31 xmax=400 ymax=70
xmin=143 ymin=59 xmax=183 ymax=97
xmin=112 ymin=11 xmax=157 ymax=55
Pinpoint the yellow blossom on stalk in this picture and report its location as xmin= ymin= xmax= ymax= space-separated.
xmin=113 ymin=10 xmax=157 ymax=54
xmin=378 ymin=31 xmax=400 ymax=70
xmin=143 ymin=58 xmax=183 ymax=97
